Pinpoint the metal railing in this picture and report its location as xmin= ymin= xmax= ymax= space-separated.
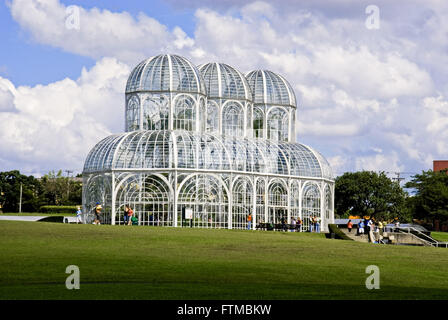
xmin=385 ymin=226 xmax=447 ymax=248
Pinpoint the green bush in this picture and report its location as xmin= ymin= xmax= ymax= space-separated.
xmin=328 ymin=224 xmax=353 ymax=241
xmin=39 ymin=205 xmax=79 ymax=214
xmin=37 ymin=216 xmax=65 ymax=223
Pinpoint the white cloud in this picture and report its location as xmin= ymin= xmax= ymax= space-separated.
xmin=355 ymin=152 xmax=404 ymax=172
xmin=9 ymin=0 xmax=189 ymax=64
xmin=5 ymin=0 xmax=448 ymax=175
xmin=0 ymin=78 xmax=17 ymax=112
xmin=0 ymin=58 xmax=129 ymax=173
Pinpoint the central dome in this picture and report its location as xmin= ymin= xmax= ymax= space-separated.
xmin=198 ymin=62 xmax=252 ymax=101
xmin=126 ymin=54 xmax=206 ymax=95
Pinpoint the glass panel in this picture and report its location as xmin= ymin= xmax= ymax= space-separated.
xmin=222 ymin=103 xmax=244 ymax=137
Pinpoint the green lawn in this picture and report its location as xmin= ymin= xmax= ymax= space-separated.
xmin=0 ymin=221 xmax=448 ymax=300
xmin=432 ymin=231 xmax=448 ymax=242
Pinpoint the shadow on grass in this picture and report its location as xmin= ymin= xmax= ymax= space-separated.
xmin=1 ymin=282 xmax=448 ymax=300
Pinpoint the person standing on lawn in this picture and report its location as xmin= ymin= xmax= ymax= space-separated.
xmin=123 ymin=205 xmax=129 ymax=225
xmin=76 ymin=206 xmax=83 ymax=224
xmin=347 ymin=219 xmax=353 ymax=232
xmin=297 ymin=217 xmax=302 ymax=232
xmin=315 ymin=216 xmax=321 ymax=233
xmin=127 ymin=206 xmax=134 ymax=225
xmin=309 ymin=216 xmax=315 ymax=232
xmin=93 ymin=203 xmax=102 ymax=225
xmin=358 ymin=219 xmax=365 ymax=235
xmin=247 ymin=213 xmax=252 ymax=230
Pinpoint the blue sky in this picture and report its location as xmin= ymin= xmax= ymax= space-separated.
xmin=0 ymin=0 xmax=447 ymax=182
xmin=0 ymin=0 xmax=196 ymax=85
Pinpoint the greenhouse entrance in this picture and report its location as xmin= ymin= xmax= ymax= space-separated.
xmin=268 ymin=207 xmax=288 ymax=224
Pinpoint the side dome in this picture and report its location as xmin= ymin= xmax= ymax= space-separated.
xmin=198 ymin=62 xmax=252 ymax=101
xmin=125 ymin=54 xmax=206 ymax=95
xmin=246 ymin=70 xmax=296 ymax=107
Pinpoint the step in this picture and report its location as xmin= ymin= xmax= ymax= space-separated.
xmin=340 ymin=228 xmax=370 ymax=242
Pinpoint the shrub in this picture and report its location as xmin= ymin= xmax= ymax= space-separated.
xmin=37 ymin=216 xmax=65 ymax=223
xmin=328 ymin=224 xmax=353 ymax=241
xmin=39 ymin=205 xmax=79 ymax=214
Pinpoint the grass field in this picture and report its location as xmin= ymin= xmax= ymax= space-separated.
xmin=432 ymin=232 xmax=448 ymax=242
xmin=0 ymin=221 xmax=448 ymax=300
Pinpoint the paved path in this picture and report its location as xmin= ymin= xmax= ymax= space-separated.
xmin=0 ymin=216 xmax=47 ymax=222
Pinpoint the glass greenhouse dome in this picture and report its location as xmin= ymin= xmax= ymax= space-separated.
xmin=82 ymin=54 xmax=334 ymax=231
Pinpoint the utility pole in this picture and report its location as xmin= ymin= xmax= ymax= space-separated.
xmin=65 ymin=170 xmax=73 ymax=200
xmin=391 ymin=172 xmax=405 ymax=185
xmin=19 ymin=182 xmax=22 ymax=214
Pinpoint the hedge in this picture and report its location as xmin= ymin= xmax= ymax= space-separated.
xmin=38 ymin=216 xmax=65 ymax=223
xmin=39 ymin=205 xmax=79 ymax=214
xmin=328 ymin=224 xmax=353 ymax=241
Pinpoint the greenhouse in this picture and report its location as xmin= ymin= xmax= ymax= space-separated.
xmin=82 ymin=54 xmax=334 ymax=231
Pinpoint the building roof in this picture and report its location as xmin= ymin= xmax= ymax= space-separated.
xmin=83 ymin=130 xmax=333 ymax=180
xmin=198 ymin=62 xmax=252 ymax=101
xmin=246 ymin=70 xmax=297 ymax=107
xmin=125 ymin=54 xmax=206 ymax=95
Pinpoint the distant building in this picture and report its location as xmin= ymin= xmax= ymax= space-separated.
xmin=433 ymin=160 xmax=448 ymax=172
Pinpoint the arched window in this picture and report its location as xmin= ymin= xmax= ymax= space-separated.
xmin=206 ymin=101 xmax=218 ymax=133
xmin=178 ymin=174 xmax=229 ymax=229
xmin=115 ymin=174 xmax=172 ymax=226
xmin=302 ymin=183 xmax=320 ymax=231
xmin=199 ymin=99 xmax=206 ymax=132
xmin=126 ymin=95 xmax=140 ymax=131
xmin=267 ymin=107 xmax=289 ymax=141
xmin=142 ymin=95 xmax=169 ymax=130
xmin=256 ymin=178 xmax=266 ymax=224
xmin=222 ymin=103 xmax=244 ymax=137
xmin=232 ymin=177 xmax=253 ymax=230
xmin=290 ymin=180 xmax=300 ymax=223
xmin=173 ymin=95 xmax=196 ymax=131
xmin=268 ymin=179 xmax=288 ymax=224
xmin=253 ymin=107 xmax=264 ymax=138
xmin=325 ymin=186 xmax=332 ymax=221
xmin=246 ymin=105 xmax=252 ymax=136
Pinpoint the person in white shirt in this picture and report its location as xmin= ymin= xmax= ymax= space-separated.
xmin=76 ymin=206 xmax=83 ymax=224
xmin=291 ymin=218 xmax=296 ymax=232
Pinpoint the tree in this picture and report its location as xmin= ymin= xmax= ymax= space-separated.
xmin=404 ymin=170 xmax=448 ymax=226
xmin=0 ymin=171 xmax=45 ymax=212
xmin=335 ymin=171 xmax=408 ymax=221
xmin=40 ymin=170 xmax=82 ymax=206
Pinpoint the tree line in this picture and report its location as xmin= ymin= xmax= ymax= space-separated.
xmin=0 ymin=170 xmax=82 ymax=213
xmin=335 ymin=170 xmax=448 ymax=231
xmin=1 ymin=169 xmax=447 ymax=230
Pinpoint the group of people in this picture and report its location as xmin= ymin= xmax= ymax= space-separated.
xmin=248 ymin=213 xmax=322 ymax=233
xmin=308 ymin=216 xmax=321 ymax=233
xmin=347 ymin=218 xmax=393 ymax=235
xmin=347 ymin=218 xmax=399 ymax=243
xmin=123 ymin=205 xmax=136 ymax=225
xmin=74 ymin=203 xmax=102 ymax=224
xmin=291 ymin=216 xmax=321 ymax=233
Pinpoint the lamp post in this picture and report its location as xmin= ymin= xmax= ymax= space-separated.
xmin=19 ymin=183 xmax=22 ymax=214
